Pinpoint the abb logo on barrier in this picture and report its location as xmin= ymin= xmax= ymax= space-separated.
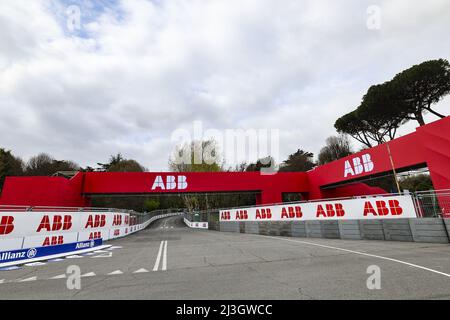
xmin=43 ymin=235 xmax=64 ymax=246
xmin=281 ymin=206 xmax=303 ymax=219
xmin=316 ymin=203 xmax=345 ymax=218
xmin=85 ymin=215 xmax=106 ymax=229
xmin=256 ymin=208 xmax=272 ymax=220
xmin=221 ymin=211 xmax=231 ymax=220
xmin=363 ymin=200 xmax=403 ymax=216
xmin=89 ymin=231 xmax=102 ymax=239
xmin=344 ymin=154 xmax=374 ymax=178
xmin=37 ymin=215 xmax=72 ymax=232
xmin=152 ymin=175 xmax=188 ymax=190
xmin=113 ymin=214 xmax=122 ymax=226
xmin=0 ymin=216 xmax=14 ymax=235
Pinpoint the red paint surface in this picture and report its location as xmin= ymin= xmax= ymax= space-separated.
xmin=1 ymin=117 xmax=449 ymax=214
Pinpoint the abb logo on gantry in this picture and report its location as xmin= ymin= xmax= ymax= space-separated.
xmin=344 ymin=154 xmax=374 ymax=177
xmin=152 ymin=175 xmax=188 ymax=190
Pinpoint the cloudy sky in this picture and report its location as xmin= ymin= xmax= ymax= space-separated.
xmin=0 ymin=0 xmax=449 ymax=170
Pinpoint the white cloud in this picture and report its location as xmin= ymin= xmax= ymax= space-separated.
xmin=0 ymin=0 xmax=449 ymax=170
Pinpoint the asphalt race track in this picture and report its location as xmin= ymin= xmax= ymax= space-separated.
xmin=0 ymin=216 xmax=449 ymax=299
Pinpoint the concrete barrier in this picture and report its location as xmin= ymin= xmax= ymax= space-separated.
xmin=291 ymin=221 xmax=307 ymax=237
xmin=382 ymin=219 xmax=413 ymax=242
xmin=216 ymin=218 xmax=450 ymax=244
xmin=359 ymin=220 xmax=385 ymax=240
xmin=220 ymin=221 xmax=240 ymax=233
xmin=245 ymin=222 xmax=259 ymax=234
xmin=338 ymin=220 xmax=362 ymax=240
xmin=409 ymin=218 xmax=449 ymax=243
xmin=305 ymin=221 xmax=322 ymax=238
xmin=320 ymin=221 xmax=340 ymax=239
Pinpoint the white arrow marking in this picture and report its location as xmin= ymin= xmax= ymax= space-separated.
xmin=20 ymin=276 xmax=37 ymax=282
xmin=107 ymin=270 xmax=123 ymax=275
xmin=81 ymin=272 xmax=96 ymax=277
xmin=50 ymin=274 xmax=66 ymax=279
xmin=133 ymin=268 xmax=149 ymax=273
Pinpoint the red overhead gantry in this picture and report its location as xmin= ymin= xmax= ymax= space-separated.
xmin=0 ymin=117 xmax=449 ymax=215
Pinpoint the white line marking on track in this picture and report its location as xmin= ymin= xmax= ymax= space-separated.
xmin=266 ymin=236 xmax=450 ymax=278
xmin=50 ymin=274 xmax=66 ymax=279
xmin=20 ymin=276 xmax=37 ymax=282
xmin=92 ymin=252 xmax=113 ymax=258
xmin=0 ymin=279 xmax=4 ymax=284
xmin=47 ymin=258 xmax=64 ymax=262
xmin=153 ymin=241 xmax=164 ymax=271
xmin=108 ymin=270 xmax=123 ymax=275
xmin=25 ymin=262 xmax=46 ymax=267
xmin=162 ymin=240 xmax=168 ymax=271
xmin=81 ymin=272 xmax=96 ymax=277
xmin=65 ymin=255 xmax=83 ymax=259
xmin=133 ymin=268 xmax=149 ymax=273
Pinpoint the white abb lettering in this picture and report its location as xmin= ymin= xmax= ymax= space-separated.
xmin=151 ymin=175 xmax=188 ymax=190
xmin=344 ymin=154 xmax=374 ymax=177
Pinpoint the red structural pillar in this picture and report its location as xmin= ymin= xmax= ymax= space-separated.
xmin=416 ymin=117 xmax=450 ymax=217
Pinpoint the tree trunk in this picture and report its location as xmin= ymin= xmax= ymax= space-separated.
xmin=415 ymin=111 xmax=426 ymax=126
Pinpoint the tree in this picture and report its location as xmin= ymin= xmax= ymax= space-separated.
xmin=97 ymin=153 xmax=124 ymax=171
xmin=25 ymin=153 xmax=79 ymax=176
xmin=357 ymin=82 xmax=406 ymax=143
xmin=399 ymin=174 xmax=433 ymax=192
xmin=169 ymin=139 xmax=223 ymax=212
xmin=168 ymin=140 xmax=223 ymax=173
xmin=144 ymin=198 xmax=160 ymax=212
xmin=335 ymin=110 xmax=375 ymax=148
xmin=245 ymin=156 xmax=275 ymax=172
xmin=90 ymin=154 xmax=147 ymax=211
xmin=278 ymin=149 xmax=315 ymax=172
xmin=392 ymin=59 xmax=450 ymax=126
xmin=318 ymin=135 xmax=353 ymax=165
xmin=0 ymin=148 xmax=24 ymax=190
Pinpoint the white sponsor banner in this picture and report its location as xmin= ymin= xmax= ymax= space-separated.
xmin=22 ymin=232 xmax=78 ymax=249
xmin=78 ymin=229 xmax=110 ymax=242
xmin=0 ymin=238 xmax=23 ymax=251
xmin=0 ymin=212 xmax=130 ymax=239
xmin=220 ymin=195 xmax=417 ymax=222
xmin=184 ymin=218 xmax=209 ymax=229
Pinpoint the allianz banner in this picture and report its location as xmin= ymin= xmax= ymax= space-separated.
xmin=220 ymin=195 xmax=417 ymax=222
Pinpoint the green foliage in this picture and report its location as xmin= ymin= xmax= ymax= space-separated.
xmin=245 ymin=156 xmax=275 ymax=172
xmin=278 ymin=149 xmax=315 ymax=172
xmin=399 ymin=174 xmax=434 ymax=192
xmin=169 ymin=140 xmax=223 ymax=172
xmin=318 ymin=135 xmax=353 ymax=165
xmin=0 ymin=148 xmax=24 ymax=190
xmin=392 ymin=59 xmax=450 ymax=125
xmin=335 ymin=59 xmax=449 ymax=147
xmin=25 ymin=153 xmax=79 ymax=176
xmin=144 ymin=198 xmax=160 ymax=211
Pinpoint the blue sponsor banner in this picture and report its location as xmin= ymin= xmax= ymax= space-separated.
xmin=0 ymin=239 xmax=103 ymax=264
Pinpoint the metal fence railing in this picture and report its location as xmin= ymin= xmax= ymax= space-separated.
xmin=413 ymin=190 xmax=450 ymax=218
